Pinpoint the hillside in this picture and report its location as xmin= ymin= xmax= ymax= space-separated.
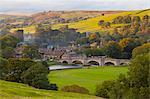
xmin=8 ymin=9 xmax=150 ymax=34
xmin=0 ymin=80 xmax=102 ymax=99
xmin=52 ymin=9 xmax=150 ymax=33
xmin=31 ymin=10 xmax=123 ymax=22
xmin=9 ymin=10 xmax=123 ymax=34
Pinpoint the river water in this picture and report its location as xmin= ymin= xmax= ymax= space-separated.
xmin=49 ymin=65 xmax=83 ymax=71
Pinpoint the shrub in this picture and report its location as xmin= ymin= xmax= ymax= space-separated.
xmin=95 ymin=80 xmax=115 ymax=98
xmin=49 ymin=84 xmax=58 ymax=91
xmin=61 ymin=85 xmax=89 ymax=94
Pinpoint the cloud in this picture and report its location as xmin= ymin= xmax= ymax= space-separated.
xmin=0 ymin=0 xmax=149 ymax=12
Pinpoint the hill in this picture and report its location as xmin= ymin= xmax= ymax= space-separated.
xmin=8 ymin=9 xmax=150 ymax=34
xmin=0 ymin=80 xmax=101 ymax=99
xmin=31 ymin=10 xmax=123 ymax=22
xmin=52 ymin=9 xmax=150 ymax=33
xmin=9 ymin=10 xmax=123 ymax=34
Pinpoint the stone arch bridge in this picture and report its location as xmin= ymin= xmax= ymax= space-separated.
xmin=59 ymin=56 xmax=130 ymax=66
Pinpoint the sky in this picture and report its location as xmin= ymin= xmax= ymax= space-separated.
xmin=0 ymin=0 xmax=149 ymax=13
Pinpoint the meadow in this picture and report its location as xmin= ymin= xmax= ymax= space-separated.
xmin=0 ymin=80 xmax=101 ymax=99
xmin=48 ymin=66 xmax=128 ymax=94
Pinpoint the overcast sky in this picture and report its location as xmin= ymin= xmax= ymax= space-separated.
xmin=0 ymin=0 xmax=149 ymax=12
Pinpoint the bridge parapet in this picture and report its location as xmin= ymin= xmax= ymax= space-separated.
xmin=59 ymin=56 xmax=130 ymax=66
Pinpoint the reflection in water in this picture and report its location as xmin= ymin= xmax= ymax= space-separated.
xmin=49 ymin=65 xmax=83 ymax=71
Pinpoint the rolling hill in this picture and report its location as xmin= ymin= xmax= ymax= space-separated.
xmin=8 ymin=9 xmax=150 ymax=34
xmin=52 ymin=9 xmax=150 ymax=33
xmin=0 ymin=80 xmax=101 ymax=99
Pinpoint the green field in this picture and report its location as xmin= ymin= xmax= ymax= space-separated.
xmin=48 ymin=66 xmax=128 ymax=94
xmin=0 ymin=80 xmax=102 ymax=99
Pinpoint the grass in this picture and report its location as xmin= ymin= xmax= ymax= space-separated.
xmin=10 ymin=25 xmax=36 ymax=34
xmin=0 ymin=80 xmax=102 ymax=99
xmin=52 ymin=9 xmax=150 ymax=33
xmin=48 ymin=66 xmax=128 ymax=94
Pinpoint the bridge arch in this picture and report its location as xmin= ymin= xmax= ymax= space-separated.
xmin=120 ymin=62 xmax=128 ymax=66
xmin=88 ymin=61 xmax=100 ymax=66
xmin=72 ymin=60 xmax=83 ymax=65
xmin=62 ymin=61 xmax=69 ymax=64
xmin=104 ymin=62 xmax=115 ymax=66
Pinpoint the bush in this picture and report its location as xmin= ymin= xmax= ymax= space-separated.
xmin=49 ymin=84 xmax=58 ymax=91
xmin=61 ymin=85 xmax=89 ymax=94
xmin=95 ymin=81 xmax=115 ymax=98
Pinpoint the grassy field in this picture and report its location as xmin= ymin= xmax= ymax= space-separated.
xmin=48 ymin=66 xmax=128 ymax=94
xmin=10 ymin=25 xmax=36 ymax=34
xmin=0 ymin=80 xmax=102 ymax=99
xmin=52 ymin=9 xmax=150 ymax=33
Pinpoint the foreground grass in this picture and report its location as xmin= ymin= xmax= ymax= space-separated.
xmin=48 ymin=66 xmax=128 ymax=94
xmin=0 ymin=80 xmax=102 ymax=99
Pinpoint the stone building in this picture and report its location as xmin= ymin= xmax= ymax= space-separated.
xmin=39 ymin=48 xmax=66 ymax=60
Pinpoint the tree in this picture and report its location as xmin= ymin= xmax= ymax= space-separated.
xmin=83 ymin=48 xmax=105 ymax=57
xmin=104 ymin=41 xmax=122 ymax=59
xmin=104 ymin=22 xmax=111 ymax=28
xmin=129 ymin=54 xmax=149 ymax=88
xmin=89 ymin=33 xmax=97 ymax=41
xmin=0 ymin=34 xmax=19 ymax=49
xmin=0 ymin=47 xmax=14 ymax=59
xmin=76 ymin=37 xmax=89 ymax=45
xmin=123 ymin=16 xmax=131 ymax=23
xmin=132 ymin=16 xmax=141 ymax=23
xmin=113 ymin=16 xmax=124 ymax=24
xmin=23 ymin=45 xmax=41 ymax=59
xmin=119 ymin=38 xmax=141 ymax=59
xmin=96 ymin=54 xmax=150 ymax=99
xmin=4 ymin=58 xmax=34 ymax=82
xmin=132 ymin=43 xmax=150 ymax=58
xmin=99 ymin=20 xmax=105 ymax=26
xmin=0 ymin=57 xmax=8 ymax=79
xmin=21 ymin=62 xmax=52 ymax=89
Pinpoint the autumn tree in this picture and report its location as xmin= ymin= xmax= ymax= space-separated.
xmin=132 ymin=43 xmax=150 ymax=58
xmin=119 ymin=38 xmax=141 ymax=59
xmin=104 ymin=41 xmax=122 ymax=59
